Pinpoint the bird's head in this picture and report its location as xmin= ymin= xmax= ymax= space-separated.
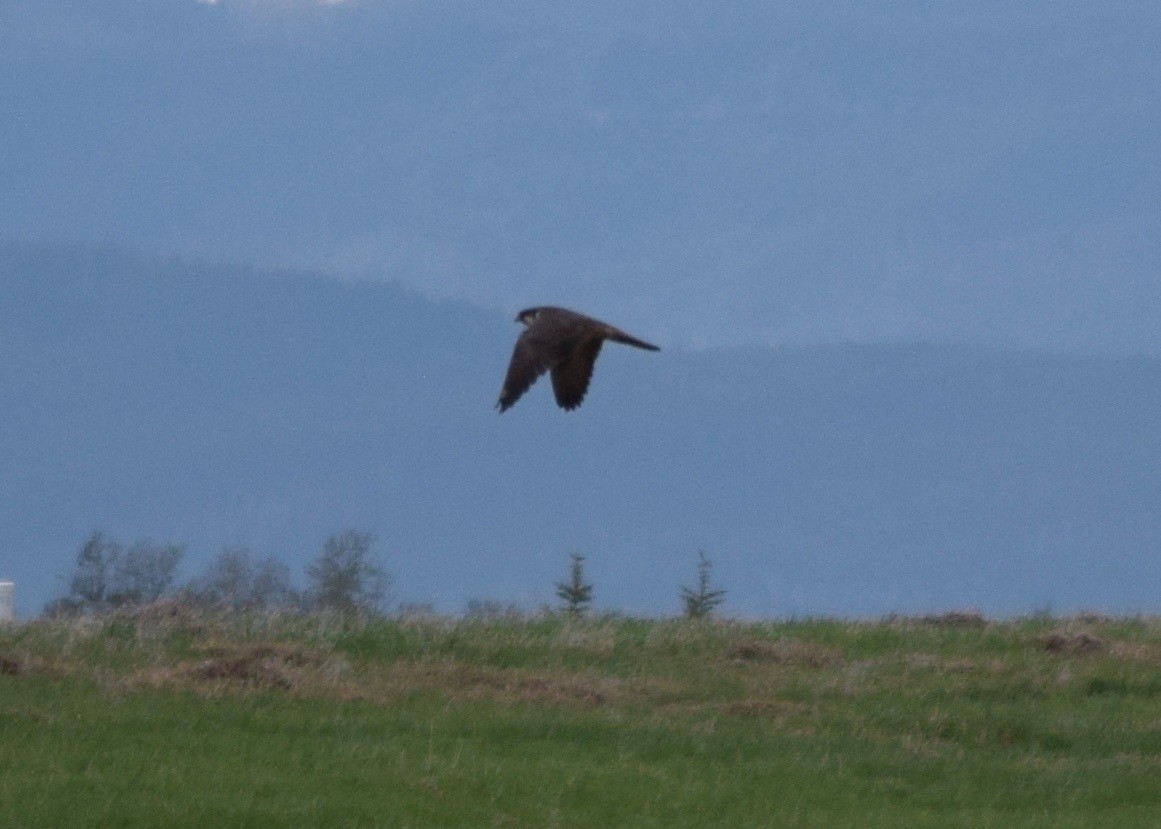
xmin=515 ymin=307 xmax=541 ymax=326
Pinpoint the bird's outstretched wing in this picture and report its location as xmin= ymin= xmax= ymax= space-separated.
xmin=496 ymin=329 xmax=552 ymax=412
xmin=550 ymin=336 xmax=603 ymax=411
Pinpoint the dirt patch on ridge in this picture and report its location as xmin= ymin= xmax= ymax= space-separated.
xmin=133 ymin=642 xmax=348 ymax=694
xmin=0 ymin=654 xmax=23 ymax=676
xmin=384 ymin=659 xmax=639 ymax=707
xmin=130 ymin=647 xmax=668 ymax=711
xmin=1043 ymin=631 xmax=1104 ymax=655
xmin=721 ymin=697 xmax=808 ymax=721
xmin=725 ymin=638 xmax=842 ymax=668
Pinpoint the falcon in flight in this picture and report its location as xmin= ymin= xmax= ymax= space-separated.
xmin=496 ymin=306 xmax=660 ymax=412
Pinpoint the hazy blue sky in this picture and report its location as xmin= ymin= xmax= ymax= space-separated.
xmin=4 ymin=248 xmax=1159 ymax=616
xmin=3 ymin=4 xmax=1161 ymax=615
xmin=4 ymin=1 xmax=1160 ymax=351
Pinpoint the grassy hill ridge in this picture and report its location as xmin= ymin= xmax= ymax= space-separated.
xmin=3 ymin=608 xmax=1161 ymax=826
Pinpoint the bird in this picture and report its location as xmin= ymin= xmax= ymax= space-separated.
xmin=496 ymin=306 xmax=660 ymax=412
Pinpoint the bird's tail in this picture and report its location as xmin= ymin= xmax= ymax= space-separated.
xmin=607 ymin=329 xmax=660 ymax=351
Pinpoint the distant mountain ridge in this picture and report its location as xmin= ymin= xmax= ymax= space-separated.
xmin=2 ymin=245 xmax=1159 ymax=616
xmin=4 ymin=2 xmax=1160 ymax=352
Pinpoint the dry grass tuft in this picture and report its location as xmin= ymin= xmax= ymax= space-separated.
xmin=508 ymin=675 xmax=611 ymax=706
xmin=124 ymin=646 xmax=674 ymax=709
xmin=721 ymin=697 xmax=807 ymax=721
xmin=551 ymin=622 xmax=619 ymax=656
xmin=1108 ymin=641 xmax=1161 ymax=665
xmin=184 ymin=654 xmax=294 ymax=690
xmin=0 ymin=652 xmax=53 ymax=678
xmin=110 ymin=600 xmax=211 ymax=637
xmin=380 ymin=659 xmax=633 ymax=707
xmin=131 ymin=642 xmax=351 ymax=695
xmin=1043 ymin=631 xmax=1103 ymax=655
xmin=725 ymin=638 xmax=842 ymax=668
xmin=919 ymin=610 xmax=989 ymax=628
xmin=193 ymin=641 xmax=332 ymax=668
xmin=1072 ymin=611 xmax=1116 ymax=625
xmin=0 ymin=653 xmax=23 ymax=676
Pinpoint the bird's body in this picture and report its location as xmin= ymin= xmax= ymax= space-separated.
xmin=496 ymin=306 xmax=659 ymax=412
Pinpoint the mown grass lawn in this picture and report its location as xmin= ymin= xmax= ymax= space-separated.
xmin=2 ymin=610 xmax=1161 ymax=827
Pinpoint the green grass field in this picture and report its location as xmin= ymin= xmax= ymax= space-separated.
xmin=3 ymin=608 xmax=1161 ymax=827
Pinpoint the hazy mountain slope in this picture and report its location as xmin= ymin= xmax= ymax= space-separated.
xmin=2 ymin=246 xmax=1159 ymax=616
xmin=3 ymin=2 xmax=1160 ymax=351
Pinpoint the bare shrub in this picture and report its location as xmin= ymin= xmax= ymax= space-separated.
xmin=108 ymin=540 xmax=184 ymax=607
xmin=49 ymin=533 xmax=184 ymax=614
xmin=190 ymin=547 xmax=297 ymax=612
xmin=47 ymin=531 xmax=122 ymax=615
xmin=305 ymin=531 xmax=392 ymax=616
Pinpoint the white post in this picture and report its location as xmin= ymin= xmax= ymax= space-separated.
xmin=0 ymin=582 xmax=14 ymax=622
